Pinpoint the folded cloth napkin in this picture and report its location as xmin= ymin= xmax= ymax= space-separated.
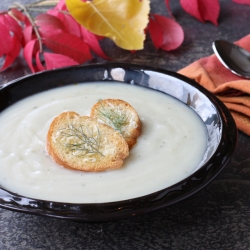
xmin=178 ymin=34 xmax=250 ymax=136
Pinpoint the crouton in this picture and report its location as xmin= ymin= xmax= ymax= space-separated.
xmin=46 ymin=111 xmax=129 ymax=172
xmin=90 ymin=99 xmax=141 ymax=149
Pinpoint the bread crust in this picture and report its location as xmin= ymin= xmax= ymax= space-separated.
xmin=46 ymin=112 xmax=129 ymax=172
xmin=90 ymin=99 xmax=141 ymax=149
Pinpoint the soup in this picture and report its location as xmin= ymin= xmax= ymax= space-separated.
xmin=0 ymin=82 xmax=207 ymax=203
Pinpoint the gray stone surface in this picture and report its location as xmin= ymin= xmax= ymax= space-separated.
xmin=1 ymin=0 xmax=250 ymax=249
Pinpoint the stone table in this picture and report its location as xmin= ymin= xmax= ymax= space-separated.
xmin=1 ymin=0 xmax=250 ymax=249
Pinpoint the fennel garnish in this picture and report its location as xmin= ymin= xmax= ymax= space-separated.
xmin=95 ymin=100 xmax=129 ymax=134
xmin=59 ymin=123 xmax=104 ymax=157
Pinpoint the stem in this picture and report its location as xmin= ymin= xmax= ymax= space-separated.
xmin=25 ymin=0 xmax=59 ymax=7
xmin=20 ymin=8 xmax=52 ymax=12
xmin=12 ymin=2 xmax=43 ymax=53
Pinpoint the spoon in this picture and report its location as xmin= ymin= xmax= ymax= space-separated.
xmin=212 ymin=40 xmax=250 ymax=78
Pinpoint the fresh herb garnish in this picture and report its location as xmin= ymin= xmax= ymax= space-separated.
xmin=59 ymin=123 xmax=104 ymax=157
xmin=96 ymin=100 xmax=129 ymax=134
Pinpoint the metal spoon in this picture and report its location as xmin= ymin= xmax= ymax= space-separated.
xmin=212 ymin=40 xmax=250 ymax=78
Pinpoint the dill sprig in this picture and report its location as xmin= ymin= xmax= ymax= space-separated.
xmin=96 ymin=100 xmax=129 ymax=133
xmin=59 ymin=123 xmax=104 ymax=157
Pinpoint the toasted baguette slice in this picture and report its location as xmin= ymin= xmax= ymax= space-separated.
xmin=46 ymin=111 xmax=129 ymax=172
xmin=90 ymin=99 xmax=141 ymax=149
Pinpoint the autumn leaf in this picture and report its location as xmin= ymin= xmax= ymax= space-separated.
xmin=80 ymin=26 xmax=109 ymax=60
xmin=0 ymin=22 xmax=13 ymax=56
xmin=0 ymin=12 xmax=23 ymax=43
xmin=0 ymin=9 xmax=27 ymax=71
xmin=7 ymin=8 xmax=31 ymax=46
xmin=148 ymin=14 xmax=184 ymax=51
xmin=35 ymin=13 xmax=65 ymax=31
xmin=24 ymin=39 xmax=79 ymax=72
xmin=47 ymin=0 xmax=109 ymax=59
xmin=65 ymin=0 xmax=150 ymax=50
xmin=47 ymin=0 xmax=82 ymax=37
xmin=35 ymin=13 xmax=65 ymax=37
xmin=22 ymin=25 xmax=35 ymax=45
xmin=43 ymin=52 xmax=79 ymax=70
xmin=0 ymin=35 xmax=21 ymax=72
xmin=233 ymin=0 xmax=250 ymax=5
xmin=0 ymin=20 xmax=21 ymax=71
xmin=35 ymin=51 xmax=45 ymax=71
xmin=180 ymin=0 xmax=220 ymax=25
xmin=23 ymin=39 xmax=40 ymax=73
xmin=8 ymin=8 xmax=30 ymax=26
xmin=33 ymin=13 xmax=92 ymax=64
xmin=42 ymin=32 xmax=92 ymax=63
xmin=49 ymin=9 xmax=82 ymax=37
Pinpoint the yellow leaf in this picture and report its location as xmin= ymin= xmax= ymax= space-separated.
xmin=65 ymin=0 xmax=150 ymax=50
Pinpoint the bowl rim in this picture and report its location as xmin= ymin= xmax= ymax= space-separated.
xmin=0 ymin=62 xmax=238 ymax=222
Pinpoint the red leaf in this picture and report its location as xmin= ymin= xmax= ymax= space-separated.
xmin=0 ymin=22 xmax=13 ymax=56
xmin=0 ymin=35 xmax=21 ymax=72
xmin=8 ymin=8 xmax=30 ymax=26
xmin=180 ymin=0 xmax=220 ymax=25
xmin=42 ymin=32 xmax=92 ymax=63
xmin=148 ymin=17 xmax=163 ymax=49
xmin=0 ymin=14 xmax=23 ymax=43
xmin=46 ymin=8 xmax=58 ymax=16
xmin=35 ymin=14 xmax=65 ymax=31
xmin=233 ymin=0 xmax=250 ymax=5
xmin=35 ymin=14 xmax=67 ymax=39
xmin=39 ymin=25 xmax=63 ymax=38
xmin=180 ymin=0 xmax=202 ymax=22
xmin=47 ymin=1 xmax=82 ymax=38
xmin=48 ymin=9 xmax=82 ymax=37
xmin=53 ymin=0 xmax=67 ymax=11
xmin=46 ymin=0 xmax=107 ymax=59
xmin=80 ymin=26 xmax=109 ymax=60
xmin=23 ymin=39 xmax=40 ymax=73
xmin=43 ymin=52 xmax=78 ymax=70
xmin=22 ymin=25 xmax=34 ymax=45
xmin=59 ymin=14 xmax=82 ymax=37
xmin=148 ymin=14 xmax=184 ymax=51
xmin=35 ymin=51 xmax=45 ymax=71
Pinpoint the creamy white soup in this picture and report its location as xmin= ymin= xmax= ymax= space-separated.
xmin=0 ymin=82 xmax=207 ymax=203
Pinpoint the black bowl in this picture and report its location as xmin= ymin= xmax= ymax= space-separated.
xmin=0 ymin=63 xmax=237 ymax=222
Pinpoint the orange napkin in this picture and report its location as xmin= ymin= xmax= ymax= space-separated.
xmin=178 ymin=34 xmax=250 ymax=135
